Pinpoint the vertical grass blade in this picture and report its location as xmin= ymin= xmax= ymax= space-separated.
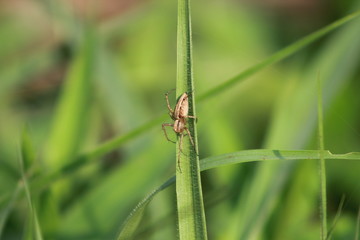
xmin=19 ymin=130 xmax=43 ymax=240
xmin=176 ymin=0 xmax=207 ymax=239
xmin=44 ymin=29 xmax=95 ymax=170
xmin=317 ymin=76 xmax=327 ymax=239
xmin=355 ymin=206 xmax=360 ymax=240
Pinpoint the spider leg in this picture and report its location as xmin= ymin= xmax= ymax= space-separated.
xmin=162 ymin=123 xmax=176 ymax=143
xmin=165 ymin=91 xmax=175 ymax=115
xmin=177 ymin=133 xmax=183 ymax=173
xmin=185 ymin=127 xmax=198 ymax=156
xmin=186 ymin=115 xmax=198 ymax=122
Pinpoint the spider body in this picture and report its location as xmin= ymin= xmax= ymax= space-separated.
xmin=162 ymin=92 xmax=197 ymax=172
xmin=173 ymin=93 xmax=189 ymax=119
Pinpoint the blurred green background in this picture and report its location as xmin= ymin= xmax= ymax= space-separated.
xmin=1 ymin=0 xmax=360 ymax=239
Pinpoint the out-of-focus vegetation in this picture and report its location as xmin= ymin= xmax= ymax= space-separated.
xmin=0 ymin=0 xmax=360 ymax=239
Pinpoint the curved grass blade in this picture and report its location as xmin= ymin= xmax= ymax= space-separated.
xmin=46 ymin=10 xmax=360 ymax=177
xmin=116 ymin=178 xmax=174 ymax=240
xmin=55 ymin=136 xmax=173 ymax=238
xmin=116 ymin=149 xmax=360 ymax=239
xmin=175 ymin=0 xmax=207 ymax=239
xmin=327 ymin=195 xmax=345 ymax=239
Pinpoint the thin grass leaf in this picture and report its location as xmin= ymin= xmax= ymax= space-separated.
xmin=198 ymin=10 xmax=360 ymax=102
xmin=56 ymin=135 xmax=173 ymax=239
xmin=317 ymin=75 xmax=328 ymax=240
xmin=21 ymin=127 xmax=36 ymax=172
xmin=22 ymin=180 xmax=43 ymax=240
xmin=0 ymin=182 xmax=22 ymax=238
xmin=45 ymin=10 xmax=360 ymax=178
xmin=29 ymin=115 xmax=167 ymax=192
xmin=0 ymin=127 xmax=36 ymax=238
xmin=116 ymin=178 xmax=174 ymax=240
xmin=44 ymin=28 xmax=95 ymax=170
xmin=176 ymin=0 xmax=207 ymax=239
xmin=355 ymin=206 xmax=360 ymax=240
xmin=116 ymin=149 xmax=360 ymax=239
xmin=327 ymin=195 xmax=345 ymax=240
xmin=19 ymin=130 xmax=43 ymax=240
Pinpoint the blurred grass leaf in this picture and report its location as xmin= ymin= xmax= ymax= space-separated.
xmin=57 ymin=135 xmax=173 ymax=239
xmin=21 ymin=127 xmax=36 ymax=172
xmin=198 ymin=10 xmax=360 ymax=101
xmin=117 ymin=178 xmax=174 ymax=240
xmin=19 ymin=129 xmax=43 ymax=240
xmin=0 ymin=183 xmax=21 ymax=239
xmin=44 ymin=29 xmax=95 ymax=170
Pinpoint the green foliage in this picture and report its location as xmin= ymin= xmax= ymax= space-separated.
xmin=1 ymin=1 xmax=360 ymax=239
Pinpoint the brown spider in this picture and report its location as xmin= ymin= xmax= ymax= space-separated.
xmin=162 ymin=92 xmax=197 ymax=172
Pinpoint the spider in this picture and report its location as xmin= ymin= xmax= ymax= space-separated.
xmin=162 ymin=91 xmax=197 ymax=172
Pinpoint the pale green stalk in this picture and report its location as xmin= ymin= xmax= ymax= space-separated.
xmin=176 ymin=0 xmax=207 ymax=239
xmin=317 ymin=76 xmax=327 ymax=239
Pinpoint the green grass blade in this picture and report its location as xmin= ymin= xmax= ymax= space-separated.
xmin=116 ymin=178 xmax=174 ymax=240
xmin=22 ymin=179 xmax=43 ymax=240
xmin=198 ymin=10 xmax=360 ymax=101
xmin=44 ymin=29 xmax=95 ymax=170
xmin=176 ymin=0 xmax=207 ymax=239
xmin=29 ymin=115 xmax=167 ymax=191
xmin=116 ymin=149 xmax=360 ymax=239
xmin=317 ymin=76 xmax=327 ymax=239
xmin=0 ymin=183 xmax=22 ymax=238
xmin=47 ymin=10 xmax=360 ymax=176
xmin=56 ymin=134 xmax=173 ymax=238
xmin=355 ymin=206 xmax=360 ymax=240
xmin=201 ymin=150 xmax=360 ymax=170
xmin=21 ymin=127 xmax=36 ymax=172
xmin=19 ymin=130 xmax=43 ymax=240
xmin=327 ymin=195 xmax=345 ymax=239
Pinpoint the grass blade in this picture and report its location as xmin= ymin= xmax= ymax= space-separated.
xmin=56 ymin=135 xmax=173 ymax=238
xmin=22 ymin=178 xmax=43 ymax=240
xmin=317 ymin=76 xmax=327 ymax=239
xmin=327 ymin=195 xmax=345 ymax=239
xmin=176 ymin=0 xmax=207 ymax=239
xmin=198 ymin=10 xmax=360 ymax=101
xmin=355 ymin=206 xmax=360 ymax=240
xmin=44 ymin=29 xmax=95 ymax=170
xmin=19 ymin=130 xmax=43 ymax=240
xmin=116 ymin=178 xmax=174 ymax=240
xmin=0 ymin=183 xmax=22 ymax=238
xmin=116 ymin=149 xmax=360 ymax=239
